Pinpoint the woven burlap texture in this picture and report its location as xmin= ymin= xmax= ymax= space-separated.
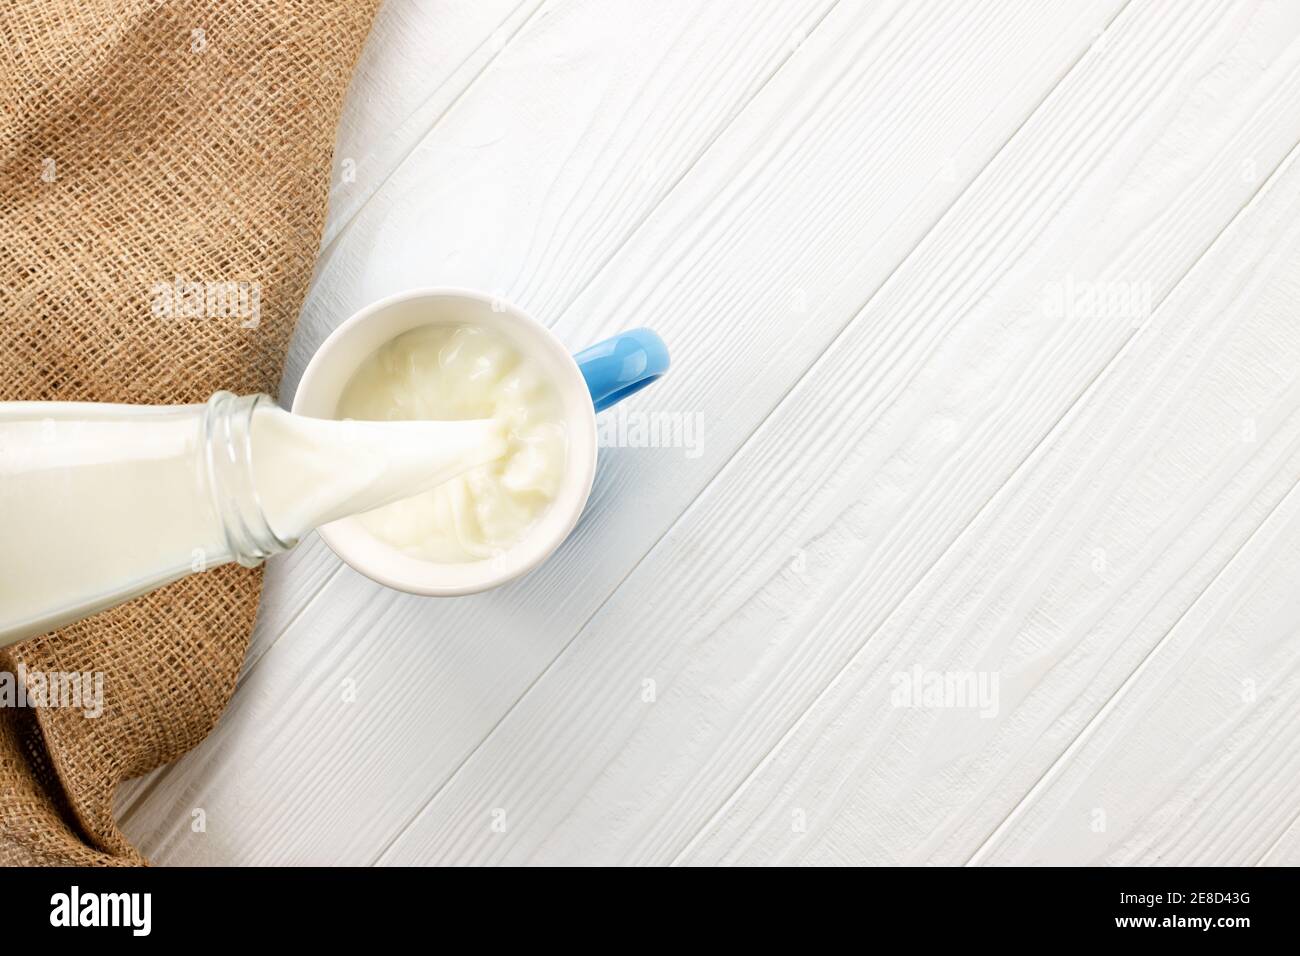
xmin=0 ymin=0 xmax=381 ymax=864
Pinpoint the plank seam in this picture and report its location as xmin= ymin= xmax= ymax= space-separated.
xmin=264 ymin=0 xmax=847 ymax=693
xmin=123 ymin=0 xmax=851 ymax=849
xmin=1255 ymin=808 xmax=1300 ymax=866
xmin=958 ymin=136 xmax=1300 ymax=866
xmin=665 ymin=86 xmax=1300 ymax=869
xmin=370 ymin=0 xmax=1137 ymax=865
xmin=666 ymin=59 xmax=1300 ymax=868
xmin=115 ymin=551 xmax=348 ymax=826
xmin=312 ymin=0 xmax=549 ymax=271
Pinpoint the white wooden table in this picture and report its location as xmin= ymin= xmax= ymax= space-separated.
xmin=118 ymin=0 xmax=1300 ymax=866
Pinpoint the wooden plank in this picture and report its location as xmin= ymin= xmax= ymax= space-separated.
xmin=111 ymin=0 xmax=840 ymax=824
xmin=112 ymin=0 xmax=539 ymax=825
xmin=120 ymin=0 xmax=1132 ymax=863
xmin=323 ymin=0 xmax=546 ymax=249
xmin=374 ymin=1 xmax=1300 ymax=865
xmin=689 ymin=145 xmax=1300 ymax=866
xmin=285 ymin=0 xmax=845 ymax=395
xmin=971 ymin=482 xmax=1300 ymax=866
xmin=1258 ymin=815 xmax=1300 ymax=866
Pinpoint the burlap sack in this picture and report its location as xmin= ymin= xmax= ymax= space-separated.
xmin=0 ymin=0 xmax=381 ymax=864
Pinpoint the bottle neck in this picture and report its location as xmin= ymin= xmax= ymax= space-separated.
xmin=202 ymin=391 xmax=294 ymax=567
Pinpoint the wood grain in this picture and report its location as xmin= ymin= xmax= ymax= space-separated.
xmin=961 ymin=157 xmax=1300 ymax=865
xmin=377 ymin=0 xmax=1300 ymax=865
xmin=120 ymin=0 xmax=1128 ymax=863
xmin=972 ymin=480 xmax=1300 ymax=866
xmin=324 ymin=0 xmax=546 ymax=250
xmin=113 ymin=0 xmax=538 ymax=825
xmin=695 ymin=143 xmax=1300 ymax=866
xmin=117 ymin=0 xmax=1300 ymax=866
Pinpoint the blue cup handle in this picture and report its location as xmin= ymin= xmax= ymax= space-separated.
xmin=573 ymin=328 xmax=669 ymax=412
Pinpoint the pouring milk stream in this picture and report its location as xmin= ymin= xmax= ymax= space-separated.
xmin=0 ymin=293 xmax=668 ymax=648
xmin=0 ymin=396 xmax=509 ymax=647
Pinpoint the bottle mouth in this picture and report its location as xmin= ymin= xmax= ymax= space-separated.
xmin=203 ymin=391 xmax=294 ymax=567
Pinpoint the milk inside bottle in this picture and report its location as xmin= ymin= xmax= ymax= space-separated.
xmin=0 ymin=393 xmax=508 ymax=647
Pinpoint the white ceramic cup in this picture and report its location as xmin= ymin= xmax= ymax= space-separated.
xmin=291 ymin=287 xmax=668 ymax=595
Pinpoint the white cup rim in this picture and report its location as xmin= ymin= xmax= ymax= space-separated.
xmin=291 ymin=287 xmax=597 ymax=595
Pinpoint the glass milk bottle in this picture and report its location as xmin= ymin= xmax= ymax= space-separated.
xmin=0 ymin=392 xmax=506 ymax=647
